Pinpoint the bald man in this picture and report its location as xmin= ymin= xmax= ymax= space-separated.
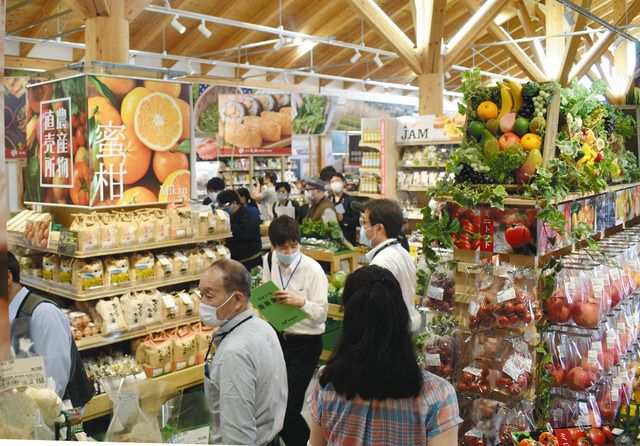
xmin=199 ymin=259 xmax=287 ymax=446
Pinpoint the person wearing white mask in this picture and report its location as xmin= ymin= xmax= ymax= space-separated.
xmin=360 ymin=199 xmax=421 ymax=331
xmin=303 ymin=177 xmax=337 ymax=224
xmin=262 ymin=216 xmax=328 ymax=445
xmin=199 ymin=259 xmax=287 ymax=446
xmin=329 ymin=173 xmax=360 ymax=245
xmin=203 ymin=177 xmax=225 ymax=208
xmin=272 ymin=181 xmax=302 ymax=222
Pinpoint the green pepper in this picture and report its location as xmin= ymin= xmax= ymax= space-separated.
xmin=574 ymin=150 xmax=585 ymax=162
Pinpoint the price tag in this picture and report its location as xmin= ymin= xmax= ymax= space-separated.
xmin=463 ymin=366 xmax=482 ymax=377
xmin=199 ymin=211 xmax=209 ymax=218
xmin=617 ymin=321 xmax=627 ymax=332
xmin=613 ymin=428 xmax=624 ymax=436
xmin=203 ymin=248 xmax=216 ymax=259
xmin=557 ymin=344 xmax=567 ymax=359
xmin=592 ymin=277 xmax=605 ymax=299
xmin=216 ymin=245 xmax=227 ymax=255
xmin=592 ymin=342 xmax=603 ymax=353
xmin=607 ymin=329 xmax=617 ymax=349
xmin=424 ymin=353 xmax=441 ymax=366
xmin=611 ymin=269 xmax=621 ymax=280
xmin=612 ymin=385 xmax=620 ymax=402
xmin=57 ymin=228 xmax=78 ymax=256
xmin=468 ymin=300 xmax=480 ymax=316
xmin=502 ymin=354 xmax=531 ymax=381
xmin=161 ymin=294 xmax=176 ymax=309
xmin=587 ymin=349 xmax=598 ymax=365
xmin=175 ymin=253 xmax=189 ymax=263
xmin=170 ymin=426 xmax=210 ymax=444
xmin=158 ymin=255 xmax=171 ymax=266
xmin=497 ymin=287 xmax=516 ymax=303
xmin=0 ymin=357 xmax=46 ymax=391
xmin=426 ymin=285 xmax=444 ymax=301
xmin=465 ymin=428 xmax=483 ymax=438
xmin=566 ymin=282 xmax=576 ymax=297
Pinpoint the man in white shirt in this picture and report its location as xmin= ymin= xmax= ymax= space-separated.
xmin=262 ymin=215 xmax=328 ymax=445
xmin=360 ymin=199 xmax=421 ymax=331
xmin=251 ymin=172 xmax=278 ymax=221
xmin=199 ymin=259 xmax=287 ymax=445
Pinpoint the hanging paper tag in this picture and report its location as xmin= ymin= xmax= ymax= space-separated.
xmin=497 ymin=287 xmax=516 ymax=303
xmin=426 ymin=285 xmax=444 ymax=301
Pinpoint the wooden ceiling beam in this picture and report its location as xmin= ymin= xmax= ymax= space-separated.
xmin=569 ymin=0 xmax=640 ymax=81
xmin=126 ymin=0 xmax=153 ymax=21
xmin=443 ymin=0 xmax=510 ymax=70
xmin=516 ymin=0 xmax=546 ymax=68
xmin=344 ymin=0 xmax=422 ymax=74
xmin=559 ymin=0 xmax=590 ymax=85
xmin=18 ymin=1 xmax=65 ymax=57
xmin=5 ymin=55 xmax=68 ymax=70
xmin=545 ymin=0 xmax=565 ymax=80
xmin=130 ymin=0 xmax=193 ymax=51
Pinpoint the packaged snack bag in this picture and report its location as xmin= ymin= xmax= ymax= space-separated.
xmin=104 ymin=255 xmax=131 ymax=287
xmin=168 ymin=326 xmax=196 ymax=371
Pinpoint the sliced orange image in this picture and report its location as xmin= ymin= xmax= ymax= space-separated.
xmin=158 ymin=169 xmax=190 ymax=204
xmin=121 ymin=87 xmax=151 ymax=128
xmin=134 ymin=92 xmax=182 ymax=152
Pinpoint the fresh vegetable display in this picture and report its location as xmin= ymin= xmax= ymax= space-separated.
xmin=300 ymin=220 xmax=354 ymax=251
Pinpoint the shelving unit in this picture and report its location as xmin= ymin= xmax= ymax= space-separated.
xmin=82 ymin=364 xmax=205 ymax=421
xmin=9 ymin=232 xmax=231 ymax=258
xmin=218 ymin=154 xmax=289 ymax=188
xmin=76 ymin=315 xmax=203 ymax=351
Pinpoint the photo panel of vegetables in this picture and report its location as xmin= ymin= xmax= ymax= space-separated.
xmin=291 ymin=93 xmax=336 ymax=135
xmin=5 ymin=76 xmax=29 ymax=160
xmin=25 ymin=75 xmax=191 ymax=207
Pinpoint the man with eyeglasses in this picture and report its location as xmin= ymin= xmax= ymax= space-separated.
xmin=262 ymin=215 xmax=328 ymax=445
xmin=303 ymin=177 xmax=338 ymax=224
xmin=360 ymin=199 xmax=421 ymax=331
xmin=199 ymin=259 xmax=287 ymax=446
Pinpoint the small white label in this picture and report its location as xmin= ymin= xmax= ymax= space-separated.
xmin=174 ymin=360 xmax=187 ymax=371
xmin=463 ymin=366 xmax=482 ymax=377
xmin=588 ymin=349 xmax=598 ymax=365
xmin=566 ymin=281 xmax=576 ymax=296
xmin=497 ymin=287 xmax=516 ymax=303
xmin=216 ymin=245 xmax=227 ymax=255
xmin=204 ymin=248 xmax=216 ymax=259
xmin=158 ymin=255 xmax=171 ymax=266
xmin=175 ymin=253 xmax=189 ymax=263
xmin=592 ymin=342 xmax=603 ymax=353
xmin=170 ymin=426 xmax=210 ymax=444
xmin=0 ymin=357 xmax=46 ymax=391
xmin=613 ymin=428 xmax=624 ymax=435
xmin=468 ymin=300 xmax=480 ymax=316
xmin=178 ymin=293 xmax=194 ymax=311
xmin=607 ymin=329 xmax=617 ymax=349
xmin=424 ymin=353 xmax=441 ymax=366
xmin=611 ymin=269 xmax=621 ymax=280
xmin=502 ymin=354 xmax=532 ymax=381
xmin=161 ymin=294 xmax=176 ymax=309
xmin=612 ymin=386 xmax=620 ymax=402
xmin=465 ymin=428 xmax=483 ymax=439
xmin=199 ymin=211 xmax=209 ymax=218
xmin=592 ymin=277 xmax=605 ymax=299
xmin=557 ymin=344 xmax=567 ymax=359
xmin=176 ymin=229 xmax=186 ymax=238
xmin=618 ymin=322 xmax=627 ymax=332
xmin=427 ymin=285 xmax=444 ymax=301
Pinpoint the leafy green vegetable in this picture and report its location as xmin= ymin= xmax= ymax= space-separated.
xmin=460 ymin=68 xmax=499 ymax=110
xmin=484 ymin=145 xmax=526 ymax=184
xmin=59 ymin=76 xmax=87 ymax=116
xmin=522 ymin=82 xmax=541 ymax=98
xmin=176 ymin=140 xmax=191 ymax=154
xmin=292 ymin=95 xmax=328 ymax=134
xmin=25 ymin=155 xmax=42 ymax=202
xmin=197 ymin=103 xmax=219 ymax=133
xmin=301 ymin=220 xmax=354 ymax=250
xmin=560 ymin=79 xmax=607 ymax=117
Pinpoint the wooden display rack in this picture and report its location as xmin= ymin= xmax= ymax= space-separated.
xmin=218 ymin=154 xmax=289 ymax=188
xmin=300 ymin=246 xmax=360 ymax=275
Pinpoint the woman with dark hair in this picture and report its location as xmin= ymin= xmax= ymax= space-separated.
xmin=308 ymin=265 xmax=461 ymax=446
xmin=236 ymin=187 xmax=261 ymax=221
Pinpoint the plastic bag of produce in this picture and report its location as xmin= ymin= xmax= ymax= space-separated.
xmin=414 ymin=313 xmax=458 ymax=381
xmin=496 ymin=398 xmax=535 ymax=445
xmin=545 ymin=268 xmax=576 ymax=325
xmin=594 ymin=375 xmax=620 ymax=424
xmin=548 ymin=389 xmax=601 ymax=430
xmin=0 ymin=389 xmax=56 ymax=439
xmin=160 ymin=392 xmax=211 ymax=443
xmin=563 ymin=265 xmax=604 ymax=328
xmin=421 ymin=261 xmax=455 ymax=315
xmin=494 ymin=336 xmax=534 ymax=397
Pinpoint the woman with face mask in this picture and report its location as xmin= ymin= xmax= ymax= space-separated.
xmin=203 ymin=177 xmax=225 ymax=208
xmin=272 ymin=181 xmax=301 ymax=221
xmin=261 ymin=216 xmax=329 ymax=446
xmin=329 ymin=173 xmax=360 ymax=245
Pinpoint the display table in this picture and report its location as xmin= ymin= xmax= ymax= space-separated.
xmin=300 ymin=247 xmax=359 ymax=275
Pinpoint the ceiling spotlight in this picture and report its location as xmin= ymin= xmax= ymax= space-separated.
xmin=273 ymin=36 xmax=285 ymax=50
xmin=373 ymin=53 xmax=383 ymax=68
xmin=171 ymin=15 xmax=186 ymax=34
xmin=187 ymin=60 xmax=195 ymax=75
xmin=444 ymin=71 xmax=452 ymax=80
xmin=350 ymin=49 xmax=362 ymax=64
xmin=198 ymin=19 xmax=212 ymax=38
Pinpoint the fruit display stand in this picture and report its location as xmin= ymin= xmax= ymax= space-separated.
xmin=300 ymin=246 xmax=359 ymax=275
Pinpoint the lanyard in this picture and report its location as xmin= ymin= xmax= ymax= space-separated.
xmin=278 ymin=257 xmax=302 ymax=291
xmin=204 ymin=315 xmax=253 ymax=379
xmin=370 ymin=240 xmax=399 ymax=260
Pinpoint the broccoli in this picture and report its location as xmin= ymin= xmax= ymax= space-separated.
xmin=522 ymin=82 xmax=541 ymax=98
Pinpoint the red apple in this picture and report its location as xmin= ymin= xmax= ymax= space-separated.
xmin=571 ymin=302 xmax=601 ymax=328
xmin=567 ymin=366 xmax=596 ymax=391
xmin=546 ymin=294 xmax=572 ymax=323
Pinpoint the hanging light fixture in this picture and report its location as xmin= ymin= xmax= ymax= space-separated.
xmin=171 ymin=15 xmax=186 ymax=34
xmin=373 ymin=53 xmax=383 ymax=68
xmin=273 ymin=36 xmax=285 ymax=50
xmin=187 ymin=60 xmax=196 ymax=75
xmin=198 ymin=19 xmax=212 ymax=38
xmin=350 ymin=49 xmax=362 ymax=64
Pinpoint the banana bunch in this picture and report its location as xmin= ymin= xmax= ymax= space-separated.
xmin=496 ymin=80 xmax=523 ymax=120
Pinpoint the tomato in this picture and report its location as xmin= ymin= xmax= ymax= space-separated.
xmin=505 ymin=224 xmax=531 ymax=248
xmin=75 ymin=126 xmax=86 ymax=147
xmin=576 ymin=438 xmax=590 ymax=446
xmin=70 ymin=161 xmax=90 ymax=205
xmin=519 ymin=439 xmax=536 ymax=446
xmin=449 ymin=204 xmax=461 ymax=219
xmin=460 ymin=219 xmax=475 ymax=234
xmin=456 ymin=239 xmax=471 ymax=250
xmin=471 ymin=238 xmax=481 ymax=250
xmin=568 ymin=428 xmax=585 ymax=441
xmin=538 ymin=432 xmax=558 ymax=446
xmin=602 ymin=426 xmax=613 ymax=441
xmin=587 ymin=428 xmax=606 ymax=445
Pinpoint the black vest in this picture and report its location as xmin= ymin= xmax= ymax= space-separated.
xmin=12 ymin=291 xmax=94 ymax=408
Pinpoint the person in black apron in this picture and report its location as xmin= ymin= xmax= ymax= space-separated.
xmin=273 ymin=182 xmax=301 ymax=221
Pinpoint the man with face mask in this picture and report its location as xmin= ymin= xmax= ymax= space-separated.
xmin=262 ymin=216 xmax=328 ymax=445
xmin=272 ymin=182 xmax=302 ymax=222
xmin=203 ymin=177 xmax=225 ymax=208
xmin=303 ymin=177 xmax=337 ymax=224
xmin=199 ymin=259 xmax=287 ymax=446
xmin=329 ymin=173 xmax=359 ymax=245
xmin=217 ymin=190 xmax=262 ymax=271
xmin=361 ymin=199 xmax=421 ymax=331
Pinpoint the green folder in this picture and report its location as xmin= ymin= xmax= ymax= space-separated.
xmin=250 ymin=281 xmax=309 ymax=331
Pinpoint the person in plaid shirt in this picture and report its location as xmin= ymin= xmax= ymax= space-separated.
xmin=307 ymin=265 xmax=461 ymax=446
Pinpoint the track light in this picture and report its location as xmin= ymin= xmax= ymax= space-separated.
xmin=444 ymin=71 xmax=452 ymax=80
xmin=350 ymin=49 xmax=362 ymax=64
xmin=373 ymin=53 xmax=383 ymax=68
xmin=273 ymin=36 xmax=285 ymax=50
xmin=171 ymin=15 xmax=186 ymax=34
xmin=198 ymin=19 xmax=212 ymax=38
xmin=187 ymin=60 xmax=195 ymax=75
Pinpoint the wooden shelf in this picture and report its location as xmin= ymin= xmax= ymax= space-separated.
xmin=399 ymin=163 xmax=447 ymax=169
xmin=21 ymin=272 xmax=206 ymax=302
xmin=359 ymin=167 xmax=381 ymax=172
xmin=9 ymin=232 xmax=231 ymax=258
xmin=327 ymin=303 xmax=344 ymax=320
xmin=76 ymin=316 xmax=202 ymax=351
xmin=219 ymin=168 xmax=250 ymax=172
xmin=83 ymin=364 xmax=205 ymax=421
xmin=350 ymin=192 xmax=383 ymax=199
xmin=359 ymin=141 xmax=381 ymax=149
xmin=398 ymin=188 xmax=430 ymax=192
xmin=254 ymin=167 xmax=282 ymax=171
xmin=396 ymin=139 xmax=462 ymax=147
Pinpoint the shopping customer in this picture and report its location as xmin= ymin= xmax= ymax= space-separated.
xmin=199 ymin=259 xmax=287 ymax=446
xmin=360 ymin=199 xmax=421 ymax=331
xmin=273 ymin=182 xmax=302 ymax=222
xmin=203 ymin=177 xmax=225 ymax=207
xmin=237 ymin=187 xmax=262 ymax=221
xmin=262 ymin=215 xmax=328 ymax=446
xmin=303 ymin=177 xmax=337 ymax=224
xmin=217 ymin=190 xmax=263 ymax=271
xmin=251 ymin=172 xmax=278 ymax=221
xmin=7 ymin=252 xmax=93 ymax=407
xmin=329 ymin=173 xmax=359 ymax=245
xmin=308 ymin=266 xmax=461 ymax=446
xmin=319 ymin=165 xmax=337 ymax=182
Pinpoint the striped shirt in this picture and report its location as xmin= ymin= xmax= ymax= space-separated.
xmin=308 ymin=370 xmax=461 ymax=445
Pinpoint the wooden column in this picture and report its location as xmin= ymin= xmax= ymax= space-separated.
xmin=84 ymin=0 xmax=129 ymax=64
xmin=418 ymin=72 xmax=444 ymax=115
xmin=611 ymin=0 xmax=631 ymax=103
xmin=545 ymin=0 xmax=566 ymax=80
